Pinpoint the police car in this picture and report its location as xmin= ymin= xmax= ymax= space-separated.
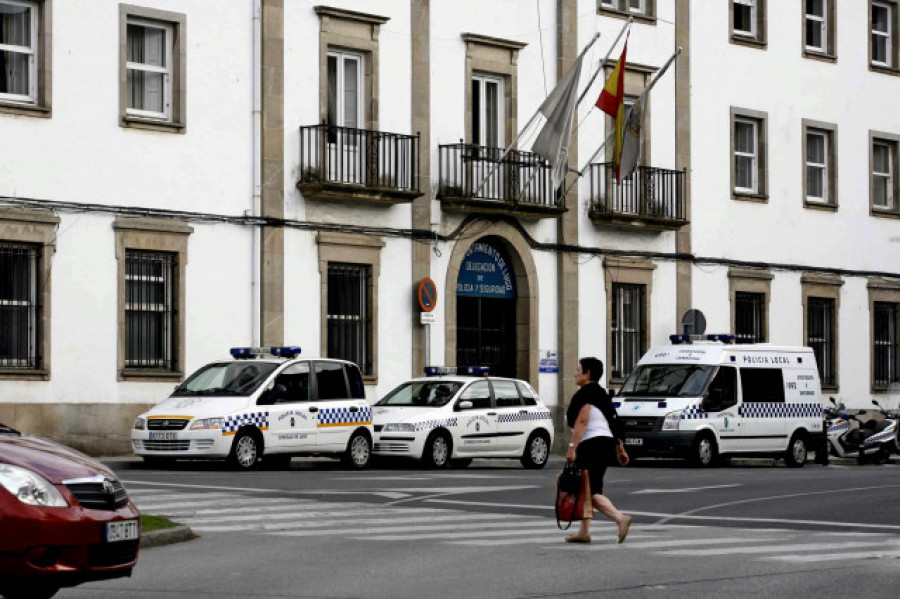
xmin=131 ymin=347 xmax=373 ymax=470
xmin=372 ymin=367 xmax=554 ymax=469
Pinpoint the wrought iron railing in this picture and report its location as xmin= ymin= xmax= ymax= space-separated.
xmin=589 ymin=162 xmax=686 ymax=223
xmin=299 ymin=124 xmax=419 ymax=193
xmin=437 ymin=143 xmax=560 ymax=208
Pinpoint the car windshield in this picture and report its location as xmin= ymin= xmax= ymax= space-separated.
xmin=172 ymin=362 xmax=279 ymax=397
xmin=619 ymin=365 xmax=715 ymax=399
xmin=376 ymin=381 xmax=464 ymax=407
xmin=0 ymin=423 xmax=19 ymax=435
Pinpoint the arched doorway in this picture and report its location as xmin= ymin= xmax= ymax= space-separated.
xmin=455 ymin=238 xmax=517 ymax=377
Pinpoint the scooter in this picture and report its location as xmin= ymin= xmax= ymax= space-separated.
xmin=824 ymin=397 xmax=897 ymax=465
xmin=871 ymin=399 xmax=900 ymax=457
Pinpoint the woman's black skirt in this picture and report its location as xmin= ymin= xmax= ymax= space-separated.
xmin=575 ymin=435 xmax=616 ymax=495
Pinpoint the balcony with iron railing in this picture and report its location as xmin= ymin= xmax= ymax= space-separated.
xmin=297 ymin=124 xmax=423 ymax=204
xmin=437 ymin=143 xmax=565 ymax=218
xmin=588 ymin=162 xmax=687 ymax=230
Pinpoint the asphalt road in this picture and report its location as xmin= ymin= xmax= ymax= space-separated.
xmin=58 ymin=456 xmax=900 ymax=598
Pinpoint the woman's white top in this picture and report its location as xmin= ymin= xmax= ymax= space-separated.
xmin=582 ymin=405 xmax=613 ymax=441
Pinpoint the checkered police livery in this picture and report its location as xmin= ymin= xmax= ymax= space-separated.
xmin=222 ymin=411 xmax=270 ymax=435
xmin=497 ymin=410 xmax=552 ymax=424
xmin=414 ymin=417 xmax=458 ymax=432
xmin=317 ymin=405 xmax=373 ymax=428
xmin=739 ymin=403 xmax=821 ymax=419
xmin=680 ymin=405 xmax=710 ymax=420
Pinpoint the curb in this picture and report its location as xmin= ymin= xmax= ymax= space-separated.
xmin=141 ymin=525 xmax=194 ymax=548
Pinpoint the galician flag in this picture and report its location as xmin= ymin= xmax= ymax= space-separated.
xmin=596 ymin=36 xmax=628 ymax=182
xmin=532 ymin=51 xmax=586 ymax=189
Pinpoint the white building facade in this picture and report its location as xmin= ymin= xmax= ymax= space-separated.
xmin=0 ymin=0 xmax=897 ymax=455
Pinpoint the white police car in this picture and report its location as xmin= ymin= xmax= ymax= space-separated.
xmin=131 ymin=347 xmax=373 ymax=470
xmin=372 ymin=367 xmax=554 ymax=469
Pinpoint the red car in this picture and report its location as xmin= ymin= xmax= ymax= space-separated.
xmin=0 ymin=422 xmax=140 ymax=599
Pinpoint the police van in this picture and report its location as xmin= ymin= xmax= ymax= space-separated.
xmin=372 ymin=367 xmax=554 ymax=469
xmin=131 ymin=347 xmax=373 ymax=470
xmin=615 ymin=335 xmax=823 ymax=467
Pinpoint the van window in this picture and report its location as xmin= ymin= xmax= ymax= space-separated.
xmin=270 ymin=362 xmax=311 ymax=403
xmin=707 ymin=366 xmax=737 ymax=410
xmin=620 ymin=365 xmax=714 ymax=399
xmin=315 ymin=361 xmax=349 ymax=400
xmin=492 ymin=380 xmax=522 ymax=407
xmin=345 ymin=364 xmax=365 ymax=399
xmin=459 ymin=381 xmax=491 ymax=409
xmin=740 ymin=368 xmax=785 ymax=403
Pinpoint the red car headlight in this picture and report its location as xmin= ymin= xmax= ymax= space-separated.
xmin=0 ymin=464 xmax=68 ymax=507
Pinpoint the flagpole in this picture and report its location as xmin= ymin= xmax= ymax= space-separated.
xmin=472 ymin=32 xmax=601 ymax=199
xmin=558 ymin=130 xmax=614 ymax=200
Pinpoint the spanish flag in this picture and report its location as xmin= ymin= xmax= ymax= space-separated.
xmin=596 ymin=37 xmax=628 ymax=182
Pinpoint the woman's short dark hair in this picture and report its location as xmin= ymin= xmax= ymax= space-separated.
xmin=579 ymin=357 xmax=604 ymax=382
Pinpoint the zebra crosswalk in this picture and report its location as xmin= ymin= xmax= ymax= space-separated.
xmin=127 ymin=485 xmax=900 ymax=565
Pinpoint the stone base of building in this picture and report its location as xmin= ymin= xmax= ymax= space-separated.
xmin=0 ymin=402 xmax=154 ymax=457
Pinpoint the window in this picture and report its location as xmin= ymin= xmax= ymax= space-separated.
xmin=327 ymin=263 xmax=372 ymax=375
xmin=808 ymin=298 xmax=836 ymax=387
xmin=327 ymin=50 xmax=363 ymax=132
xmin=872 ymin=1 xmax=894 ymax=68
xmin=271 ymin=362 xmax=312 ymax=403
xmin=740 ymin=368 xmax=785 ymax=402
xmin=804 ymin=0 xmax=836 ymax=58
xmin=735 ymin=291 xmax=766 ymax=343
xmin=459 ymin=380 xmax=491 ymax=409
xmin=731 ymin=109 xmax=768 ymax=199
xmin=314 ymin=361 xmax=349 ymax=400
xmin=472 ymin=73 xmax=503 ymax=149
xmin=872 ymin=137 xmax=898 ymax=212
xmin=707 ymin=366 xmax=738 ymax=410
xmin=0 ymin=242 xmax=39 ymax=368
xmin=516 ymin=381 xmax=537 ymax=406
xmin=611 ymin=283 xmax=645 ymax=380
xmin=597 ymin=0 xmax=656 ymax=20
xmin=803 ymin=121 xmax=837 ymax=207
xmin=873 ymin=302 xmax=897 ymax=389
xmin=125 ymin=250 xmax=176 ymax=370
xmin=119 ymin=5 xmax=186 ymax=130
xmin=0 ymin=0 xmax=35 ymax=103
xmin=492 ymin=380 xmax=522 ymax=407
xmin=731 ymin=0 xmax=766 ymax=45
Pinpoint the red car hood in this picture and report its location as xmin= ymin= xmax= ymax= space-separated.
xmin=0 ymin=434 xmax=115 ymax=484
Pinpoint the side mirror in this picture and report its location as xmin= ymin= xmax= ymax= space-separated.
xmin=829 ymin=396 xmax=837 ymax=406
xmin=872 ymin=399 xmax=883 ymax=409
xmin=456 ymin=400 xmax=474 ymax=411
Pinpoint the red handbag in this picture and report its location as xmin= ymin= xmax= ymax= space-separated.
xmin=555 ymin=464 xmax=593 ymax=529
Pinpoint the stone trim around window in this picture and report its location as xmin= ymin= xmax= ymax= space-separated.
xmin=867 ymin=277 xmax=900 ymax=392
xmin=728 ymin=268 xmax=772 ymax=341
xmin=729 ymin=0 xmax=767 ymax=48
xmin=114 ymin=217 xmax=192 ymax=381
xmin=315 ymin=5 xmax=389 ymax=132
xmin=0 ymin=0 xmax=52 ymax=118
xmin=869 ymin=130 xmax=900 ymax=218
xmin=802 ymin=119 xmax=838 ymax=211
xmin=118 ymin=4 xmax=187 ymax=133
xmin=730 ymin=106 xmax=769 ymax=202
xmin=869 ymin=0 xmax=900 ymax=75
xmin=802 ymin=0 xmax=837 ymax=62
xmin=604 ymin=257 xmax=654 ymax=387
xmin=802 ymin=273 xmax=843 ymax=393
xmin=316 ymin=231 xmax=383 ymax=383
xmin=0 ymin=208 xmax=59 ymax=380
xmin=596 ymin=0 xmax=657 ymax=25
xmin=462 ymin=33 xmax=527 ymax=149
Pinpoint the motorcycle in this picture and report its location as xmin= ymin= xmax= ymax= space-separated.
xmin=824 ymin=397 xmax=897 ymax=465
xmin=871 ymin=399 xmax=900 ymax=457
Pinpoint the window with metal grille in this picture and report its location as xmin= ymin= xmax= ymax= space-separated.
xmin=125 ymin=250 xmax=176 ymax=370
xmin=735 ymin=291 xmax=765 ymax=344
xmin=0 ymin=242 xmax=40 ymax=368
xmin=611 ymin=283 xmax=645 ymax=379
xmin=327 ymin=263 xmax=372 ymax=375
xmin=807 ymin=297 xmax=835 ymax=387
xmin=873 ymin=301 xmax=897 ymax=389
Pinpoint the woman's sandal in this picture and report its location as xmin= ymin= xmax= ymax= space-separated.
xmin=617 ymin=515 xmax=633 ymax=544
xmin=565 ymin=534 xmax=592 ymax=544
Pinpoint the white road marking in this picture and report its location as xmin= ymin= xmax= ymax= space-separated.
xmin=632 ymin=484 xmax=743 ymax=495
xmin=212 ymin=520 xmax=550 ymax=535
xmin=356 ymin=527 xmax=594 ymax=541
xmin=184 ymin=511 xmax=518 ymax=527
xmin=763 ymin=549 xmax=900 ymax=563
xmin=451 ymin=534 xmax=660 ymax=547
xmin=552 ymin=537 xmax=789 ymax=551
xmin=658 ymin=540 xmax=900 ymax=556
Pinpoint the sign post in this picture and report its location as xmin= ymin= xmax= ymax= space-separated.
xmin=417 ymin=278 xmax=438 ymax=367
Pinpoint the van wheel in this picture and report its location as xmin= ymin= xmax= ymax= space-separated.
xmin=228 ymin=429 xmax=263 ymax=470
xmin=784 ymin=433 xmax=808 ymax=468
xmin=342 ymin=431 xmax=372 ymax=469
xmin=689 ymin=433 xmax=718 ymax=468
xmin=520 ymin=432 xmax=550 ymax=469
xmin=422 ymin=431 xmax=451 ymax=469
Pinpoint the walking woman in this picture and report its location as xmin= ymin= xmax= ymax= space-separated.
xmin=564 ymin=357 xmax=632 ymax=543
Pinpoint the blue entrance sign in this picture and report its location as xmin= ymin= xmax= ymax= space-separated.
xmin=457 ymin=242 xmax=516 ymax=298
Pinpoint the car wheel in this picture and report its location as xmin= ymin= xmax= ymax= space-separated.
xmin=342 ymin=431 xmax=372 ymax=469
xmin=228 ymin=429 xmax=262 ymax=470
xmin=450 ymin=458 xmax=473 ymax=469
xmin=689 ymin=433 xmax=718 ymax=468
xmin=784 ymin=433 xmax=808 ymax=468
xmin=422 ymin=431 xmax=451 ymax=469
xmin=520 ymin=432 xmax=550 ymax=469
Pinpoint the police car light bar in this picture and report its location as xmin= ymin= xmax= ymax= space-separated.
xmin=424 ymin=366 xmax=457 ymax=376
xmin=706 ymin=334 xmax=735 ymax=344
xmin=669 ymin=334 xmax=692 ymax=345
xmin=230 ymin=346 xmax=302 ymax=359
xmin=466 ymin=366 xmax=491 ymax=376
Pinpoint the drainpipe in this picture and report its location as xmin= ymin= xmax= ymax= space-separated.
xmin=250 ymin=0 xmax=262 ymax=346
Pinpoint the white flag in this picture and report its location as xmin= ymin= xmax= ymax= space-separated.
xmin=618 ymin=93 xmax=646 ymax=182
xmin=532 ymin=52 xmax=585 ymax=189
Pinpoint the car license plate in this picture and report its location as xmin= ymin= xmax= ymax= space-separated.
xmin=149 ymin=432 xmax=178 ymax=440
xmin=106 ymin=519 xmax=140 ymax=543
xmin=625 ymin=437 xmax=643 ymax=446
